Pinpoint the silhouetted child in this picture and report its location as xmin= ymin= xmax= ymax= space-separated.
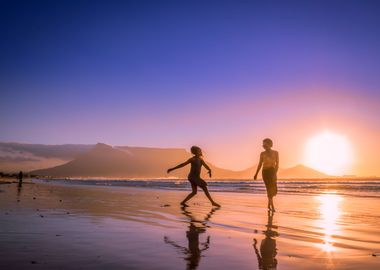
xmin=167 ymin=146 xmax=220 ymax=207
xmin=254 ymin=138 xmax=279 ymax=212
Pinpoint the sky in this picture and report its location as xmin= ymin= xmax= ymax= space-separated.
xmin=1 ymin=0 xmax=380 ymax=176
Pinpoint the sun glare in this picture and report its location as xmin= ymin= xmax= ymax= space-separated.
xmin=317 ymin=194 xmax=342 ymax=252
xmin=304 ymin=131 xmax=353 ymax=176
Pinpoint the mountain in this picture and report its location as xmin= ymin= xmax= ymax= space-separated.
xmin=31 ymin=143 xmax=244 ymax=178
xmin=30 ymin=143 xmax=328 ymax=179
xmin=0 ymin=142 xmax=92 ymax=172
xmin=214 ymin=165 xmax=329 ymax=179
xmin=1 ymin=142 xmax=328 ymax=179
xmin=279 ymin=164 xmax=328 ymax=178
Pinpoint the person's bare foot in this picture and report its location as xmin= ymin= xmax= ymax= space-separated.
xmin=212 ymin=202 xmax=221 ymax=207
xmin=180 ymin=202 xmax=189 ymax=207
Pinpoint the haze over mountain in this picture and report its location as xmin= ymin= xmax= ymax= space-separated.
xmin=30 ymin=143 xmax=239 ymax=178
xmin=0 ymin=142 xmax=92 ymax=172
xmin=21 ymin=142 xmax=328 ymax=179
xmin=0 ymin=142 xmax=327 ymax=179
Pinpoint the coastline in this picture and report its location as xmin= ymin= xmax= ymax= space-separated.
xmin=1 ymin=181 xmax=380 ymax=269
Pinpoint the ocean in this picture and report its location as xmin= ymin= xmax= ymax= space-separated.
xmin=34 ymin=178 xmax=380 ymax=198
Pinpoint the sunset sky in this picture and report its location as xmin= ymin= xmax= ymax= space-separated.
xmin=1 ymin=1 xmax=380 ymax=176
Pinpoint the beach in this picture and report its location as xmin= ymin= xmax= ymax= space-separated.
xmin=1 ymin=180 xmax=380 ymax=270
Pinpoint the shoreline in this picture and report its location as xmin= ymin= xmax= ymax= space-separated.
xmin=30 ymin=178 xmax=380 ymax=200
xmin=1 ymin=181 xmax=380 ymax=269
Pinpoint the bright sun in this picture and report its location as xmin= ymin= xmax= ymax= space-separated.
xmin=304 ymin=131 xmax=353 ymax=176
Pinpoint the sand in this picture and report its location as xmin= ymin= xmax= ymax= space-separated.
xmin=1 ymin=180 xmax=380 ymax=269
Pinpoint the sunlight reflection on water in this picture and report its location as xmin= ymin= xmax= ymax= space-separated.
xmin=316 ymin=193 xmax=343 ymax=253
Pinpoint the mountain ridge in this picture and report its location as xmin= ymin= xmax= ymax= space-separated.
xmin=28 ymin=143 xmax=328 ymax=179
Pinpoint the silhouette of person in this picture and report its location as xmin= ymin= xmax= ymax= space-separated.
xmin=18 ymin=171 xmax=23 ymax=188
xmin=253 ymin=211 xmax=279 ymax=270
xmin=167 ymin=146 xmax=220 ymax=207
xmin=164 ymin=206 xmax=220 ymax=270
xmin=254 ymin=138 xmax=279 ymax=212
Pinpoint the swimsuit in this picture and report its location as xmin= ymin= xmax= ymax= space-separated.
xmin=188 ymin=157 xmax=207 ymax=188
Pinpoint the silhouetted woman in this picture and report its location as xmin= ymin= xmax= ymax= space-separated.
xmin=254 ymin=138 xmax=279 ymax=212
xmin=167 ymin=146 xmax=220 ymax=207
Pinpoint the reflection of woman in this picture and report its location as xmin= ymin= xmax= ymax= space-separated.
xmin=253 ymin=211 xmax=278 ymax=270
xmin=164 ymin=206 xmax=219 ymax=270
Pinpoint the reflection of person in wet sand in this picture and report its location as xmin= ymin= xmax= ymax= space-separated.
xmin=164 ymin=206 xmax=219 ymax=270
xmin=18 ymin=171 xmax=23 ymax=187
xmin=17 ymin=171 xmax=23 ymax=198
xmin=253 ymin=211 xmax=278 ymax=270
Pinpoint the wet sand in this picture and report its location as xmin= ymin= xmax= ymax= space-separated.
xmin=1 ymin=181 xmax=380 ymax=269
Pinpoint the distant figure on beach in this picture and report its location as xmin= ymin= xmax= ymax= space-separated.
xmin=253 ymin=210 xmax=278 ymax=269
xmin=18 ymin=171 xmax=23 ymax=187
xmin=254 ymin=138 xmax=279 ymax=212
xmin=167 ymin=146 xmax=220 ymax=207
xmin=164 ymin=206 xmax=219 ymax=270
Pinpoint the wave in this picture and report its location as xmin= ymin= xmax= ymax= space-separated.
xmin=34 ymin=179 xmax=380 ymax=198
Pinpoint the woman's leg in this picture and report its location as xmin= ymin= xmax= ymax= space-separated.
xmin=264 ymin=168 xmax=276 ymax=211
xmin=201 ymin=186 xmax=220 ymax=207
xmin=269 ymin=197 xmax=275 ymax=212
xmin=181 ymin=183 xmax=197 ymax=206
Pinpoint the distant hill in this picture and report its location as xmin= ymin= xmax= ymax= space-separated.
xmin=218 ymin=165 xmax=329 ymax=179
xmin=0 ymin=142 xmax=92 ymax=172
xmin=31 ymin=143 xmax=239 ymax=178
xmin=0 ymin=142 xmax=328 ymax=179
xmin=30 ymin=143 xmax=328 ymax=179
xmin=279 ymin=164 xmax=328 ymax=179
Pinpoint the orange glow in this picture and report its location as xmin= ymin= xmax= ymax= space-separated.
xmin=316 ymin=194 xmax=342 ymax=252
xmin=304 ymin=131 xmax=354 ymax=176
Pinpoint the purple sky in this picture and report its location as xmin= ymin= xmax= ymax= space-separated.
xmin=1 ymin=1 xmax=380 ymax=174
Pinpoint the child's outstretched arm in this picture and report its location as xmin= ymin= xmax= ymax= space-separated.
xmin=167 ymin=159 xmax=191 ymax=174
xmin=253 ymin=153 xmax=263 ymax=180
xmin=164 ymin=236 xmax=187 ymax=253
xmin=201 ymin=159 xmax=212 ymax=177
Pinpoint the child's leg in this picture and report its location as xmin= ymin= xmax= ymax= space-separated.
xmin=181 ymin=183 xmax=197 ymax=206
xmin=201 ymin=186 xmax=220 ymax=207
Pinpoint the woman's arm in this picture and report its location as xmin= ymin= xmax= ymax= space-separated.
xmin=167 ymin=159 xmax=191 ymax=173
xmin=253 ymin=239 xmax=262 ymax=261
xmin=254 ymin=153 xmax=263 ymax=180
xmin=275 ymin=151 xmax=279 ymax=172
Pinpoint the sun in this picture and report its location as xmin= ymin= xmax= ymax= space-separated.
xmin=304 ymin=131 xmax=353 ymax=176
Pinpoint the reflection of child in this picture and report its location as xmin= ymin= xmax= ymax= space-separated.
xmin=164 ymin=206 xmax=219 ymax=270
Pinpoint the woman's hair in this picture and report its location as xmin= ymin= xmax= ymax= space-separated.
xmin=190 ymin=146 xmax=203 ymax=156
xmin=263 ymin=138 xmax=273 ymax=147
